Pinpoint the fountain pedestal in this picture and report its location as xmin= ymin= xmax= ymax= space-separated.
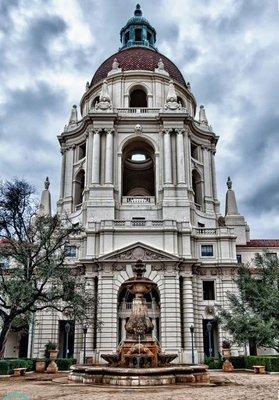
xmin=69 ymin=260 xmax=210 ymax=386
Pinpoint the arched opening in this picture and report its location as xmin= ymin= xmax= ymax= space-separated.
xmin=129 ymin=88 xmax=147 ymax=108
xmin=92 ymin=96 xmax=100 ymax=108
xmin=177 ymin=96 xmax=185 ymax=107
xmin=192 ymin=169 xmax=203 ymax=208
xmin=122 ymin=139 xmax=155 ymax=198
xmin=73 ymin=169 xmax=85 ymax=207
xmin=117 ymin=283 xmax=160 ymax=344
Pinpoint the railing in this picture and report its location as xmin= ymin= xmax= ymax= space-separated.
xmin=194 ymin=227 xmax=234 ymax=236
xmin=104 ymin=220 xmax=174 ymax=229
xmin=122 ymin=196 xmax=155 ymax=204
xmin=116 ymin=107 xmax=161 ymax=115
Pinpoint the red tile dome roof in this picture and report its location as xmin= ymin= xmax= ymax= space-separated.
xmin=91 ymin=47 xmax=186 ymax=88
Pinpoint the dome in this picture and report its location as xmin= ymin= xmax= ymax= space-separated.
xmin=90 ymin=47 xmax=187 ymax=88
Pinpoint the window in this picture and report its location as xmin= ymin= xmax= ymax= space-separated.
xmin=0 ymin=257 xmax=10 ymax=268
xmin=203 ymin=281 xmax=215 ymax=300
xmin=135 ymin=28 xmax=142 ymax=41
xmin=191 ymin=143 xmax=199 ymax=160
xmin=65 ymin=246 xmax=77 ymax=258
xmin=129 ymin=88 xmax=147 ymax=107
xmin=192 ymin=169 xmax=203 ymax=207
xmin=78 ymin=143 xmax=86 ymax=160
xmin=267 ymin=252 xmax=277 ymax=261
xmin=201 ymin=245 xmax=213 ymax=257
xmin=124 ymin=31 xmax=130 ymax=44
xmin=236 ymin=254 xmax=242 ymax=263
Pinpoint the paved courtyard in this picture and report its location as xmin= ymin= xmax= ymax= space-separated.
xmin=0 ymin=371 xmax=278 ymax=400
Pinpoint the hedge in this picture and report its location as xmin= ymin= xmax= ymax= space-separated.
xmin=0 ymin=357 xmax=76 ymax=375
xmin=205 ymin=355 xmax=279 ymax=372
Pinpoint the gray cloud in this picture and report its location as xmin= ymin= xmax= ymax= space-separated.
xmin=0 ymin=0 xmax=279 ymax=238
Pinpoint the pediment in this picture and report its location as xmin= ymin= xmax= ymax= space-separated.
xmin=98 ymin=242 xmax=179 ymax=263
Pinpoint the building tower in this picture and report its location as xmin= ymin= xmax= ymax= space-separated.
xmin=34 ymin=5 xmax=251 ymax=363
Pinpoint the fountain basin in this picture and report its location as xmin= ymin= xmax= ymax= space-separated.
xmin=69 ymin=364 xmax=210 ymax=386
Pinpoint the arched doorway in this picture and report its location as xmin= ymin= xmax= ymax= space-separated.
xmin=73 ymin=169 xmax=85 ymax=208
xmin=192 ymin=169 xmax=203 ymax=208
xmin=122 ymin=139 xmax=155 ymax=198
xmin=117 ymin=283 xmax=160 ymax=344
xmin=129 ymin=87 xmax=148 ymax=107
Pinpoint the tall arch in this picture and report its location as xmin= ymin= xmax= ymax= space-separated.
xmin=117 ymin=281 xmax=160 ymax=344
xmin=129 ymin=85 xmax=148 ymax=107
xmin=122 ymin=138 xmax=155 ymax=197
xmin=73 ymin=169 xmax=85 ymax=207
xmin=192 ymin=169 xmax=203 ymax=208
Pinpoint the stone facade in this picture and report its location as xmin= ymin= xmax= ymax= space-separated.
xmin=4 ymin=5 xmax=279 ymax=362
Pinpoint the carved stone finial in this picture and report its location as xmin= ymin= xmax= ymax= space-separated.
xmin=227 ymin=176 xmax=232 ymax=190
xmin=165 ymin=79 xmax=180 ymax=111
xmin=69 ymin=104 xmax=78 ymax=125
xmin=44 ymin=177 xmax=50 ymax=190
xmin=86 ymin=81 xmax=90 ymax=91
xmin=187 ymin=81 xmax=191 ymax=91
xmin=157 ymin=58 xmax=164 ymax=70
xmin=199 ymin=105 xmax=208 ymax=125
xmin=132 ymin=259 xmax=146 ymax=278
xmin=112 ymin=58 xmax=119 ymax=70
xmin=95 ymin=80 xmax=112 ymax=111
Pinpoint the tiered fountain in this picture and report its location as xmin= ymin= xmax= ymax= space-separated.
xmin=69 ymin=260 xmax=210 ymax=386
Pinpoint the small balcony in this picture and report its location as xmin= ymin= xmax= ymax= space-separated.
xmin=116 ymin=107 xmax=161 ymax=116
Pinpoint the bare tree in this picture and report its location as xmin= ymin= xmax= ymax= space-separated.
xmin=0 ymin=179 xmax=95 ymax=358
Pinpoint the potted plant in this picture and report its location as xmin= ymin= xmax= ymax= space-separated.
xmin=35 ymin=358 xmax=46 ymax=373
xmin=221 ymin=339 xmax=232 ymax=358
xmin=44 ymin=341 xmax=58 ymax=360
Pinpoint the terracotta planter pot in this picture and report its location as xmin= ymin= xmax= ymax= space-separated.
xmin=49 ymin=349 xmax=59 ymax=360
xmin=222 ymin=349 xmax=231 ymax=358
xmin=36 ymin=360 xmax=46 ymax=373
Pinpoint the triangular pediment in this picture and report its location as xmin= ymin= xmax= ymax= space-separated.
xmin=98 ymin=242 xmax=179 ymax=263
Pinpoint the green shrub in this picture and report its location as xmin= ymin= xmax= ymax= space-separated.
xmin=204 ymin=356 xmax=223 ymax=369
xmin=0 ymin=358 xmax=36 ymax=375
xmin=45 ymin=358 xmax=77 ymax=371
xmin=230 ymin=356 xmax=246 ymax=369
xmin=56 ymin=358 xmax=77 ymax=371
xmin=244 ymin=356 xmax=279 ymax=372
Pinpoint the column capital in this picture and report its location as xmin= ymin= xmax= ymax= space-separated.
xmin=162 ymin=128 xmax=172 ymax=135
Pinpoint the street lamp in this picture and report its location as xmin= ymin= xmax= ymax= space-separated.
xmin=207 ymin=321 xmax=213 ymax=358
xmin=190 ymin=325 xmax=195 ymax=364
xmin=65 ymin=322 xmax=71 ymax=358
xmin=83 ymin=326 xmax=88 ymax=365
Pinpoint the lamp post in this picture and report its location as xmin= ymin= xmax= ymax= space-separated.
xmin=83 ymin=326 xmax=88 ymax=365
xmin=65 ymin=322 xmax=71 ymax=358
xmin=190 ymin=325 xmax=195 ymax=364
xmin=207 ymin=321 xmax=213 ymax=358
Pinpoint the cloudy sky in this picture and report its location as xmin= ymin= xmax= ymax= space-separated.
xmin=0 ymin=0 xmax=279 ymax=238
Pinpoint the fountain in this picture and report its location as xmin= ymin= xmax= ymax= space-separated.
xmin=69 ymin=260 xmax=210 ymax=386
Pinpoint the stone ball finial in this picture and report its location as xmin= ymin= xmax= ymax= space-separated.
xmin=44 ymin=177 xmax=50 ymax=190
xmin=227 ymin=176 xmax=232 ymax=190
xmin=134 ymin=4 xmax=142 ymax=16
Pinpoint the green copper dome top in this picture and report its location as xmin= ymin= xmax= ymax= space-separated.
xmin=120 ymin=4 xmax=157 ymax=51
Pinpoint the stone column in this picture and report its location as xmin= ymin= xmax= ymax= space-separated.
xmin=176 ymin=129 xmax=186 ymax=184
xmin=86 ymin=130 xmax=93 ymax=185
xmin=59 ymin=149 xmax=66 ymax=199
xmin=92 ymin=130 xmax=101 ymax=184
xmin=211 ymin=149 xmax=218 ymax=200
xmin=182 ymin=276 xmax=195 ymax=352
xmin=64 ymin=147 xmax=74 ymax=198
xmin=121 ymin=318 xmax=126 ymax=341
xmin=163 ymin=129 xmax=172 ymax=184
xmin=105 ymin=129 xmax=113 ymax=184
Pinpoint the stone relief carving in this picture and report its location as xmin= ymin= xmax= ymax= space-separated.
xmin=110 ymin=246 xmax=173 ymax=262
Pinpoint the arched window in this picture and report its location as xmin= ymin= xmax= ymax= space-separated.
xmin=122 ymin=139 xmax=155 ymax=197
xmin=177 ymin=96 xmax=185 ymax=107
xmin=129 ymin=88 xmax=147 ymax=107
xmin=117 ymin=283 xmax=160 ymax=343
xmin=73 ymin=169 xmax=85 ymax=207
xmin=192 ymin=169 xmax=203 ymax=208
xmin=92 ymin=96 xmax=100 ymax=108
